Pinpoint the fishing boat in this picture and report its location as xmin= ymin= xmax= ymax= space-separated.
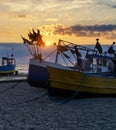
xmin=48 ymin=41 xmax=116 ymax=97
xmin=0 ymin=55 xmax=18 ymax=76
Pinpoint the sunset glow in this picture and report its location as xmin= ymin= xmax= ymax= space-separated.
xmin=45 ymin=41 xmax=51 ymax=46
xmin=0 ymin=0 xmax=116 ymax=44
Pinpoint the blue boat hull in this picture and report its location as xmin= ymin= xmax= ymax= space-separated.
xmin=28 ymin=63 xmax=49 ymax=88
xmin=0 ymin=65 xmax=16 ymax=75
xmin=27 ymin=58 xmax=54 ymax=88
xmin=27 ymin=58 xmax=64 ymax=88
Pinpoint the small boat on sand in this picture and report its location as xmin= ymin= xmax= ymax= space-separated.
xmin=0 ymin=55 xmax=18 ymax=76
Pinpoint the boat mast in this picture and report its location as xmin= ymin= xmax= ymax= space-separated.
xmin=55 ymin=39 xmax=61 ymax=64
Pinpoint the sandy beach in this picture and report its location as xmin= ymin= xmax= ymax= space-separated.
xmin=0 ymin=80 xmax=116 ymax=130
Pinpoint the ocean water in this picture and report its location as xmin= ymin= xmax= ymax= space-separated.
xmin=0 ymin=43 xmax=113 ymax=75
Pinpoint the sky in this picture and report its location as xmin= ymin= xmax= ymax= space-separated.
xmin=0 ymin=0 xmax=116 ymax=45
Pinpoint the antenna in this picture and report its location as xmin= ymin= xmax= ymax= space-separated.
xmin=11 ymin=48 xmax=14 ymax=57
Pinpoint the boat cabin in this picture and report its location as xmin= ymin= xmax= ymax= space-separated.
xmin=89 ymin=54 xmax=114 ymax=73
xmin=1 ymin=57 xmax=16 ymax=66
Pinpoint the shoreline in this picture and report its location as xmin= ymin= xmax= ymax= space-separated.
xmin=0 ymin=81 xmax=116 ymax=129
xmin=0 ymin=75 xmax=27 ymax=83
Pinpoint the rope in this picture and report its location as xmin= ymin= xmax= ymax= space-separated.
xmin=0 ymin=80 xmax=48 ymax=106
xmin=0 ymin=81 xmax=25 ymax=94
xmin=11 ymin=91 xmax=48 ymax=106
xmin=48 ymin=73 xmax=87 ymax=103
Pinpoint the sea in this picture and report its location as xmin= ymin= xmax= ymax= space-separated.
xmin=0 ymin=43 xmax=114 ymax=76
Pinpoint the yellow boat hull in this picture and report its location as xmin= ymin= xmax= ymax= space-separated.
xmin=48 ymin=66 xmax=116 ymax=95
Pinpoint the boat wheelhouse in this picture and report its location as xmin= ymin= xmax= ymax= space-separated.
xmin=0 ymin=56 xmax=17 ymax=76
xmin=87 ymin=54 xmax=114 ymax=73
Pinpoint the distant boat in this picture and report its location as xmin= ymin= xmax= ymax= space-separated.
xmin=0 ymin=56 xmax=18 ymax=76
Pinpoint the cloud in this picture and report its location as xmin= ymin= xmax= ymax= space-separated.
xmin=72 ymin=25 xmax=116 ymax=32
xmin=18 ymin=14 xmax=26 ymax=18
xmin=112 ymin=5 xmax=116 ymax=8
xmin=1 ymin=0 xmax=116 ymax=14
xmin=94 ymin=0 xmax=116 ymax=8
xmin=53 ymin=24 xmax=116 ymax=39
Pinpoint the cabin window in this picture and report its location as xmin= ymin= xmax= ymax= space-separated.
xmin=107 ymin=61 xmax=110 ymax=66
xmin=8 ymin=58 xmax=15 ymax=65
xmin=97 ymin=59 xmax=102 ymax=66
xmin=93 ymin=58 xmax=96 ymax=65
xmin=11 ymin=59 xmax=15 ymax=65
xmin=103 ymin=60 xmax=107 ymax=66
xmin=8 ymin=59 xmax=12 ymax=65
xmin=2 ymin=59 xmax=8 ymax=66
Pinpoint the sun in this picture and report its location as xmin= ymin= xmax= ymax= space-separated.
xmin=45 ymin=41 xmax=51 ymax=46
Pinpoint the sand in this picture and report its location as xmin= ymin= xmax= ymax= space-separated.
xmin=0 ymin=80 xmax=116 ymax=130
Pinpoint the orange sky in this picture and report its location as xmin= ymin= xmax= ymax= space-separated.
xmin=0 ymin=0 xmax=116 ymax=45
